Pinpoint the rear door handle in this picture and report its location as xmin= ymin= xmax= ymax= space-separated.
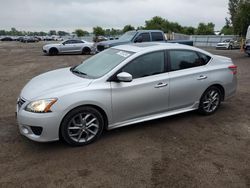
xmin=155 ymin=83 xmax=168 ymax=88
xmin=197 ymin=75 xmax=207 ymax=80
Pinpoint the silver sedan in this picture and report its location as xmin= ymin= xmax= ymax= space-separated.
xmin=17 ymin=43 xmax=237 ymax=146
xmin=42 ymin=39 xmax=94 ymax=55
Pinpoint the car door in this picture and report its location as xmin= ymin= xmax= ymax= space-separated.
xmin=74 ymin=40 xmax=85 ymax=53
xmin=110 ymin=51 xmax=170 ymax=124
xmin=167 ymin=50 xmax=211 ymax=111
xmin=60 ymin=40 xmax=73 ymax=53
xmin=61 ymin=40 xmax=78 ymax=53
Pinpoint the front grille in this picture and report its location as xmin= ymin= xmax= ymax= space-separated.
xmin=17 ymin=97 xmax=26 ymax=109
xmin=97 ymin=45 xmax=105 ymax=52
xmin=30 ymin=126 xmax=43 ymax=135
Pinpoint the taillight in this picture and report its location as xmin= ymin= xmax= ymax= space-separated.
xmin=228 ymin=65 xmax=237 ymax=75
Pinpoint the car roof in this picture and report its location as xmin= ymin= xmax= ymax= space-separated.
xmin=128 ymin=29 xmax=163 ymax=33
xmin=112 ymin=42 xmax=212 ymax=56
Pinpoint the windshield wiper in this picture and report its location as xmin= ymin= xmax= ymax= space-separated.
xmin=71 ymin=69 xmax=87 ymax=76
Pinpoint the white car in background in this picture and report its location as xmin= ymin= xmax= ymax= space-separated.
xmin=216 ymin=39 xmax=240 ymax=50
xmin=43 ymin=39 xmax=94 ymax=55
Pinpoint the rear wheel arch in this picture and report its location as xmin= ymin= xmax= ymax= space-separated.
xmin=201 ymin=84 xmax=225 ymax=101
xmin=82 ymin=47 xmax=91 ymax=55
xmin=210 ymin=84 xmax=225 ymax=101
xmin=198 ymin=85 xmax=224 ymax=115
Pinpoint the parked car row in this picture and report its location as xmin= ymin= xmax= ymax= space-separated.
xmin=0 ymin=35 xmax=64 ymax=42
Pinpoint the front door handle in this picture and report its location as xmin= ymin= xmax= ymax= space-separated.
xmin=197 ymin=75 xmax=207 ymax=80
xmin=155 ymin=83 xmax=168 ymax=88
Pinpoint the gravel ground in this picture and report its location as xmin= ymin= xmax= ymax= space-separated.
xmin=0 ymin=42 xmax=249 ymax=188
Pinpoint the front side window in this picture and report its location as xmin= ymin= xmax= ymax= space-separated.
xmin=122 ymin=51 xmax=165 ymax=79
xmin=169 ymin=50 xmax=206 ymax=71
xmin=73 ymin=48 xmax=133 ymax=78
xmin=137 ymin=33 xmax=151 ymax=42
xmin=63 ymin=40 xmax=73 ymax=44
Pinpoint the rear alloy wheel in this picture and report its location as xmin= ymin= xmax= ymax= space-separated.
xmin=61 ymin=107 xmax=104 ymax=146
xmin=198 ymin=86 xmax=222 ymax=115
xmin=82 ymin=47 xmax=91 ymax=55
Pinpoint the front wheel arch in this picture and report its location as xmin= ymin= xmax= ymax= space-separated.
xmin=49 ymin=47 xmax=59 ymax=55
xmin=59 ymin=104 xmax=109 ymax=141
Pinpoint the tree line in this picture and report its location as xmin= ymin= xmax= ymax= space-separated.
xmin=1 ymin=0 xmax=249 ymax=37
xmin=0 ymin=19 xmax=216 ymax=38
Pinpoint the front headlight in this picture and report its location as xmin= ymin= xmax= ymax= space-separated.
xmin=25 ymin=98 xmax=57 ymax=113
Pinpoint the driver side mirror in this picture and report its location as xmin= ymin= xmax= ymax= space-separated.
xmin=134 ymin=36 xmax=143 ymax=43
xmin=116 ymin=72 xmax=133 ymax=82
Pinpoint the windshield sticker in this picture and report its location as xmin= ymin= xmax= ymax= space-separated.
xmin=116 ymin=51 xmax=131 ymax=58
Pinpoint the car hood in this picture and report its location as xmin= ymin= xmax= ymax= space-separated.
xmin=97 ymin=39 xmax=131 ymax=47
xmin=21 ymin=68 xmax=92 ymax=101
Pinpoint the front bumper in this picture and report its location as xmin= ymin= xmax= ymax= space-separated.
xmin=216 ymin=45 xmax=229 ymax=49
xmin=16 ymin=103 xmax=62 ymax=142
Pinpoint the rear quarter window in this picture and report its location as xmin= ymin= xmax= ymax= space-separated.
xmin=169 ymin=50 xmax=209 ymax=71
xmin=198 ymin=52 xmax=211 ymax=65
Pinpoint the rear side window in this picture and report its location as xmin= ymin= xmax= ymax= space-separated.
xmin=169 ymin=50 xmax=206 ymax=71
xmin=151 ymin=32 xmax=164 ymax=41
xmin=122 ymin=51 xmax=165 ymax=79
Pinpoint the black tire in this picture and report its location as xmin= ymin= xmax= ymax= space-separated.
xmin=248 ymin=53 xmax=250 ymax=57
xmin=198 ymin=86 xmax=222 ymax=115
xmin=49 ymin=48 xmax=58 ymax=56
xmin=82 ymin=47 xmax=91 ymax=55
xmin=60 ymin=106 xmax=104 ymax=146
xmin=228 ymin=45 xmax=232 ymax=50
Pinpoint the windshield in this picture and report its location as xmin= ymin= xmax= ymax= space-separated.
xmin=118 ymin=31 xmax=137 ymax=41
xmin=73 ymin=48 xmax=134 ymax=78
xmin=223 ymin=39 xmax=231 ymax=43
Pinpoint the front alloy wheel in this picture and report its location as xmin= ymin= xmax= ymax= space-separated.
xmin=61 ymin=107 xmax=104 ymax=146
xmin=199 ymin=87 xmax=222 ymax=115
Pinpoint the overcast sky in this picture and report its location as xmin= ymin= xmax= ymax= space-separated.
xmin=0 ymin=0 xmax=229 ymax=32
